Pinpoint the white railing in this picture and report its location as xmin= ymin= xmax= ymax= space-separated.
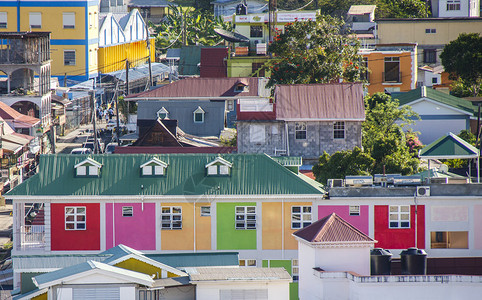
xmin=20 ymin=225 xmax=45 ymax=250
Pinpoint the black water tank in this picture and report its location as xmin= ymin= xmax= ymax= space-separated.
xmin=370 ymin=248 xmax=392 ymax=275
xmin=400 ymin=247 xmax=427 ymax=275
xmin=236 ymin=4 xmax=247 ymax=15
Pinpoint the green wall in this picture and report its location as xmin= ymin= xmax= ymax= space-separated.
xmin=262 ymin=260 xmax=298 ymax=300
xmin=217 ymin=202 xmax=257 ymax=250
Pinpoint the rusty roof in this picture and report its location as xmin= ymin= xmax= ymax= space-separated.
xmin=274 ymin=83 xmax=365 ymax=121
xmin=0 ymin=102 xmax=40 ymax=127
xmin=127 ymin=77 xmax=261 ymax=99
xmin=293 ymin=213 xmax=375 ymax=243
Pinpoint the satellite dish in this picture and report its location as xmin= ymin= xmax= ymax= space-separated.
xmin=214 ymin=28 xmax=250 ymax=43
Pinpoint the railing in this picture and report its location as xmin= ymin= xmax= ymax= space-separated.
xmin=20 ymin=225 xmax=45 ymax=250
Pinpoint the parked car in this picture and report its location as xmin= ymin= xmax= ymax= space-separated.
xmin=82 ymin=141 xmax=104 ymax=153
xmin=70 ymin=148 xmax=92 ymax=154
xmin=104 ymin=143 xmax=116 ymax=154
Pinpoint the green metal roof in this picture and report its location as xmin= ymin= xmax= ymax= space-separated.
xmin=146 ymin=252 xmax=239 ymax=268
xmin=414 ymin=168 xmax=467 ymax=181
xmin=7 ymin=154 xmax=325 ymax=196
xmin=419 ymin=132 xmax=479 ymax=158
xmin=394 ymin=87 xmax=476 ymax=116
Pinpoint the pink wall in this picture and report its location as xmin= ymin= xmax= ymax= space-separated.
xmin=318 ymin=205 xmax=369 ymax=234
xmin=474 ymin=205 xmax=482 ymax=249
xmin=106 ymin=203 xmax=156 ymax=250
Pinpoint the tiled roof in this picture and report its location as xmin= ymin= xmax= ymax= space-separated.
xmin=419 ymin=132 xmax=479 ymax=158
xmin=6 ymin=154 xmax=325 ymax=196
xmin=395 ymin=87 xmax=476 ymax=116
xmin=188 ymin=267 xmax=292 ymax=281
xmin=293 ymin=213 xmax=375 ymax=243
xmin=275 ymin=83 xmax=365 ymax=120
xmin=128 ymin=77 xmax=261 ymax=99
xmin=0 ymin=102 xmax=40 ymax=127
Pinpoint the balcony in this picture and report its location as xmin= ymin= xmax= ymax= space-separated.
xmin=19 ymin=225 xmax=45 ymax=250
xmin=0 ymin=32 xmax=50 ymax=65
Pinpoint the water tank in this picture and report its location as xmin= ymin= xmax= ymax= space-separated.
xmin=236 ymin=3 xmax=247 ymax=15
xmin=370 ymin=248 xmax=392 ymax=275
xmin=400 ymin=247 xmax=427 ymax=275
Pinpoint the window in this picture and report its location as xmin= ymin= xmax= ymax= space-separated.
xmin=292 ymin=259 xmax=299 ymax=281
xmin=384 ymin=57 xmax=400 ymax=83
xmin=122 ymin=206 xmax=133 ymax=217
xmin=29 ymin=12 xmax=42 ymax=29
xmin=250 ymin=25 xmax=263 ymax=38
xmin=161 ymin=207 xmax=182 ymax=229
xmin=431 ymin=231 xmax=468 ymax=249
xmin=389 ymin=205 xmax=410 ymax=228
xmin=425 ymin=28 xmax=436 ymax=34
xmin=65 ymin=207 xmax=86 ymax=230
xmin=295 ymin=122 xmax=306 ymax=140
xmin=141 ymin=158 xmax=167 ymax=176
xmin=334 ymin=121 xmax=345 ymax=139
xmin=291 ymin=206 xmax=312 ymax=229
xmin=447 ymin=0 xmax=461 ymax=10
xmin=250 ymin=124 xmax=265 ymax=144
xmin=193 ymin=106 xmax=205 ymax=123
xmin=157 ymin=107 xmax=169 ymax=119
xmin=0 ymin=12 xmax=7 ymax=29
xmin=234 ymin=83 xmax=247 ymax=92
xmin=252 ymin=62 xmax=265 ymax=77
xmin=64 ymin=50 xmax=76 ymax=66
xmin=236 ymin=206 xmax=256 ymax=229
xmin=227 ymin=100 xmax=234 ymax=111
xmin=205 ymin=157 xmax=232 ymax=176
xmin=63 ymin=12 xmax=75 ymax=29
xmin=201 ymin=206 xmax=211 ymax=216
xmin=361 ymin=57 xmax=369 ymax=81
xmin=76 ymin=164 xmax=100 ymax=177
xmin=239 ymin=259 xmax=257 ymax=267
xmin=424 ymin=49 xmax=437 ymax=63
xmin=432 ymin=77 xmax=438 ymax=84
xmin=349 ymin=205 xmax=360 ymax=216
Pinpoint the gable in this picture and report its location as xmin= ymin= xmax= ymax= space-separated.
xmin=410 ymin=99 xmax=472 ymax=116
xmin=115 ymin=258 xmax=179 ymax=279
xmin=65 ymin=272 xmax=138 ymax=285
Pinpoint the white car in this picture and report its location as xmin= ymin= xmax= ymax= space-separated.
xmin=70 ymin=148 xmax=92 ymax=154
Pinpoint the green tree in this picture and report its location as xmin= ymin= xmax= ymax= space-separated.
xmin=316 ymin=0 xmax=428 ymax=18
xmin=267 ymin=14 xmax=366 ymax=88
xmin=312 ymin=147 xmax=375 ymax=184
xmin=440 ymin=33 xmax=482 ymax=97
xmin=153 ymin=5 xmax=233 ymax=54
xmin=363 ymin=93 xmax=420 ymax=174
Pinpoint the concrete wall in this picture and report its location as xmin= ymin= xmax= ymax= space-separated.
xmin=196 ymin=280 xmax=290 ymax=300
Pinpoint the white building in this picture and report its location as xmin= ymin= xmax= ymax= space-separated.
xmin=431 ymin=0 xmax=480 ymax=17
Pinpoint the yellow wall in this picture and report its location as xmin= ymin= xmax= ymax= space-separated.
xmin=0 ymin=8 xmax=18 ymax=32
xmin=115 ymin=258 xmax=178 ymax=279
xmin=87 ymin=5 xmax=99 ymax=40
xmin=262 ymin=201 xmax=312 ymax=250
xmin=32 ymin=293 xmax=47 ymax=300
xmin=227 ymin=57 xmax=270 ymax=77
xmin=195 ymin=202 xmax=212 ymax=250
xmin=364 ymin=51 xmax=415 ymax=95
xmin=51 ymin=45 xmax=86 ymax=77
xmin=88 ymin=44 xmax=98 ymax=77
xmin=161 ymin=203 xmax=194 ymax=250
xmin=378 ymin=20 xmax=482 ymax=45
xmin=98 ymin=39 xmax=154 ymax=73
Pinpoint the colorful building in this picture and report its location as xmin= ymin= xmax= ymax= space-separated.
xmin=0 ymin=0 xmax=100 ymax=85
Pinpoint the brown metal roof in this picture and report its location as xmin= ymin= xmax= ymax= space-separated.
xmin=127 ymin=77 xmax=260 ymax=99
xmin=0 ymin=102 xmax=40 ymax=127
xmin=293 ymin=213 xmax=375 ymax=243
xmin=189 ymin=267 xmax=292 ymax=281
xmin=275 ymin=83 xmax=365 ymax=120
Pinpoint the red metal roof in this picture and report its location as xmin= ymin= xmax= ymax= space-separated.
xmin=0 ymin=102 xmax=40 ymax=127
xmin=114 ymin=146 xmax=237 ymax=154
xmin=275 ymin=83 xmax=365 ymax=120
xmin=127 ymin=77 xmax=261 ymax=99
xmin=293 ymin=213 xmax=375 ymax=243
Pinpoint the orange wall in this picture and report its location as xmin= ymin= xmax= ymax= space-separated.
xmin=364 ymin=51 xmax=415 ymax=95
xmin=195 ymin=202 xmax=212 ymax=250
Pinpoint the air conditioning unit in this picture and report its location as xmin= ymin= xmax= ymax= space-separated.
xmin=417 ymin=186 xmax=431 ymax=197
xmin=327 ymin=179 xmax=344 ymax=188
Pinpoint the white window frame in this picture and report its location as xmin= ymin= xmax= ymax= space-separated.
xmin=334 ymin=121 xmax=345 ymax=139
xmin=447 ymin=0 xmax=461 ymax=10
xmin=239 ymin=259 xmax=257 ymax=267
xmin=29 ymin=12 xmax=42 ymax=29
xmin=65 ymin=206 xmax=86 ymax=230
xmin=122 ymin=206 xmax=133 ymax=217
xmin=295 ymin=122 xmax=307 ymax=140
xmin=291 ymin=206 xmax=312 ymax=229
xmin=76 ymin=164 xmax=100 ymax=177
xmin=157 ymin=107 xmax=169 ymax=119
xmin=77 ymin=166 xmax=87 ymax=176
xmin=292 ymin=259 xmax=299 ymax=281
xmin=389 ymin=205 xmax=410 ymax=228
xmin=64 ymin=50 xmax=76 ymax=66
xmin=161 ymin=206 xmax=182 ymax=230
xmin=63 ymin=12 xmax=75 ymax=29
xmin=0 ymin=12 xmax=7 ymax=29
xmin=201 ymin=206 xmax=211 ymax=216
xmin=349 ymin=205 xmax=360 ymax=216
xmin=193 ymin=107 xmax=205 ymax=123
xmin=249 ymin=124 xmax=265 ymax=144
xmin=235 ymin=206 xmax=256 ymax=230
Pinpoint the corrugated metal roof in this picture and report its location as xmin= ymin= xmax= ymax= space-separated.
xmin=146 ymin=252 xmax=239 ymax=268
xmin=13 ymin=255 xmax=111 ymax=270
xmin=128 ymin=77 xmax=261 ymax=99
xmin=395 ymin=87 xmax=476 ymax=116
xmin=188 ymin=267 xmax=291 ymax=281
xmin=275 ymin=83 xmax=365 ymax=120
xmin=348 ymin=5 xmax=376 ymax=15
xmin=293 ymin=213 xmax=375 ymax=243
xmin=6 ymin=154 xmax=325 ymax=196
xmin=127 ymin=0 xmax=174 ymax=7
xmin=152 ymin=276 xmax=191 ymax=288
xmin=0 ymin=102 xmax=40 ymax=126
xmin=419 ymin=132 xmax=479 ymax=158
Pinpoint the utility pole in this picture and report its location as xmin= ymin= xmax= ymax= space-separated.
xmin=125 ymin=59 xmax=129 ymax=125
xmin=145 ymin=20 xmax=153 ymax=89
xmin=114 ymin=78 xmax=121 ymax=146
xmin=90 ymin=90 xmax=99 ymax=154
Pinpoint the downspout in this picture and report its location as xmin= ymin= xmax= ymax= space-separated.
xmin=193 ymin=199 xmax=197 ymax=252
xmin=281 ymin=198 xmax=284 ymax=259
xmin=285 ymin=122 xmax=290 ymax=156
xmin=112 ymin=198 xmax=115 ymax=247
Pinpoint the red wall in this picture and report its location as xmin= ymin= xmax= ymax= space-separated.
xmin=374 ymin=205 xmax=425 ymax=250
xmin=200 ymin=47 xmax=228 ymax=78
xmin=51 ymin=203 xmax=101 ymax=251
